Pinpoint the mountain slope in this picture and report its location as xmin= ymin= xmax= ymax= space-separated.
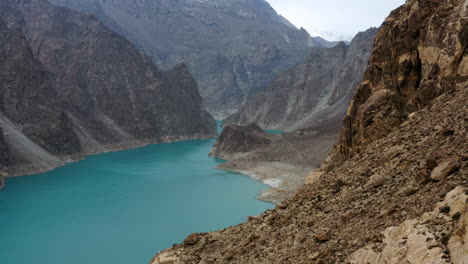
xmin=151 ymin=0 xmax=467 ymax=263
xmin=0 ymin=17 xmax=81 ymax=175
xmin=0 ymin=0 xmax=216 ymax=177
xmin=48 ymin=0 xmax=322 ymax=118
xmin=225 ymin=28 xmax=377 ymax=132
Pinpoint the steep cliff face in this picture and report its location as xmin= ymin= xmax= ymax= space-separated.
xmin=0 ymin=17 xmax=81 ymax=174
xmin=225 ymin=28 xmax=378 ymax=131
xmin=0 ymin=0 xmax=216 ymax=176
xmin=332 ymin=0 xmax=468 ymax=161
xmin=151 ymin=0 xmax=467 ymax=263
xmin=48 ymin=0 xmax=323 ymax=118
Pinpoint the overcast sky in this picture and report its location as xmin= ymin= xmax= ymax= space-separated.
xmin=266 ymin=0 xmax=405 ymax=40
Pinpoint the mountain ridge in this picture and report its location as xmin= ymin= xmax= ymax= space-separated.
xmin=225 ymin=27 xmax=378 ymax=132
xmin=48 ymin=0 xmax=327 ymax=118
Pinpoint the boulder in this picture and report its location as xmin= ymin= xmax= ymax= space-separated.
xmin=209 ymin=124 xmax=270 ymax=159
xmin=183 ymin=233 xmax=201 ymax=246
xmin=430 ymin=161 xmax=459 ymax=181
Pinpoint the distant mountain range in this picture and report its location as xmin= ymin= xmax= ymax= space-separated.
xmin=49 ymin=0 xmax=334 ymax=118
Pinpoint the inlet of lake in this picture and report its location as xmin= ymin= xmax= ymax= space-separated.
xmin=0 ymin=122 xmax=275 ymax=264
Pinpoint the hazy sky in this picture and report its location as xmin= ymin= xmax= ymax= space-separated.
xmin=266 ymin=0 xmax=405 ymax=40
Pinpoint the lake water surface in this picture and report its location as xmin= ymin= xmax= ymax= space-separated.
xmin=0 ymin=124 xmax=273 ymax=264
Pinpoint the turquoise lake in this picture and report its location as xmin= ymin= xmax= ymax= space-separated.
xmin=0 ymin=122 xmax=274 ymax=264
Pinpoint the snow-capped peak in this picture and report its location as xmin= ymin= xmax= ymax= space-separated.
xmin=306 ymin=27 xmax=352 ymax=42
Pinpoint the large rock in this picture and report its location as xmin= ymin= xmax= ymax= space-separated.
xmin=225 ymin=28 xmax=378 ymax=131
xmin=0 ymin=0 xmax=216 ymax=176
xmin=430 ymin=160 xmax=459 ymax=181
xmin=48 ymin=0 xmax=326 ymax=118
xmin=209 ymin=123 xmax=270 ymax=160
xmin=349 ymin=187 xmax=468 ymax=264
xmin=332 ymin=0 xmax=468 ymax=161
xmin=448 ymin=203 xmax=468 ymax=264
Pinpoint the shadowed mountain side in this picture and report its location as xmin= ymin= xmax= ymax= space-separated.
xmin=0 ymin=0 xmax=216 ymax=177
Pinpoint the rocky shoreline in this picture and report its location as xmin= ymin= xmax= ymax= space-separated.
xmin=210 ymin=123 xmax=338 ymax=203
xmin=218 ymin=161 xmax=314 ymax=204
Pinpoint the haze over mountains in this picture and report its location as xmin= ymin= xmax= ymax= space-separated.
xmin=49 ymin=0 xmax=331 ymax=118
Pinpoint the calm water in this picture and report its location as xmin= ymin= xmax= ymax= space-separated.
xmin=0 ymin=123 xmax=273 ymax=264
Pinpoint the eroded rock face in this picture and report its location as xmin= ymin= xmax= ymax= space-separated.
xmin=0 ymin=0 xmax=216 ymax=176
xmin=349 ymin=187 xmax=468 ymax=264
xmin=209 ymin=124 xmax=270 ymax=160
xmin=47 ymin=0 xmax=325 ymax=118
xmin=333 ymin=0 xmax=468 ymax=160
xmin=225 ymin=28 xmax=378 ymax=131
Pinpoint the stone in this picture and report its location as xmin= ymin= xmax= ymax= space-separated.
xmin=305 ymin=171 xmax=325 ymax=185
xmin=448 ymin=209 xmax=468 ymax=264
xmin=150 ymin=249 xmax=183 ymax=264
xmin=350 ymin=187 xmax=468 ymax=264
xmin=426 ymin=159 xmax=438 ymax=169
xmin=315 ymin=230 xmax=332 ymax=242
xmin=183 ymin=233 xmax=201 ymax=246
xmin=415 ymin=169 xmax=431 ymax=184
xmin=430 ymin=161 xmax=459 ymax=181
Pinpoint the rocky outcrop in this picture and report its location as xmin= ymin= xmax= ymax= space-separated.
xmin=211 ymin=124 xmax=339 ymax=203
xmin=210 ymin=124 xmax=337 ymax=203
xmin=48 ymin=0 xmax=325 ymax=118
xmin=349 ymin=187 xmax=468 ymax=264
xmin=332 ymin=0 xmax=468 ymax=161
xmin=150 ymin=0 xmax=467 ymax=263
xmin=0 ymin=0 xmax=216 ymax=177
xmin=209 ymin=124 xmax=270 ymax=160
xmin=225 ymin=28 xmax=378 ymax=131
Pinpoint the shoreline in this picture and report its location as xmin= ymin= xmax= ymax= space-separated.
xmin=5 ymin=132 xmax=217 ymax=178
xmin=217 ymin=161 xmax=314 ymax=204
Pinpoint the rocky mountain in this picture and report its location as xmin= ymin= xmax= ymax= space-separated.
xmin=209 ymin=123 xmax=271 ymax=160
xmin=0 ymin=0 xmax=216 ymax=177
xmin=225 ymin=28 xmax=378 ymax=131
xmin=151 ymin=0 xmax=467 ymax=263
xmin=48 ymin=0 xmax=324 ymax=118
